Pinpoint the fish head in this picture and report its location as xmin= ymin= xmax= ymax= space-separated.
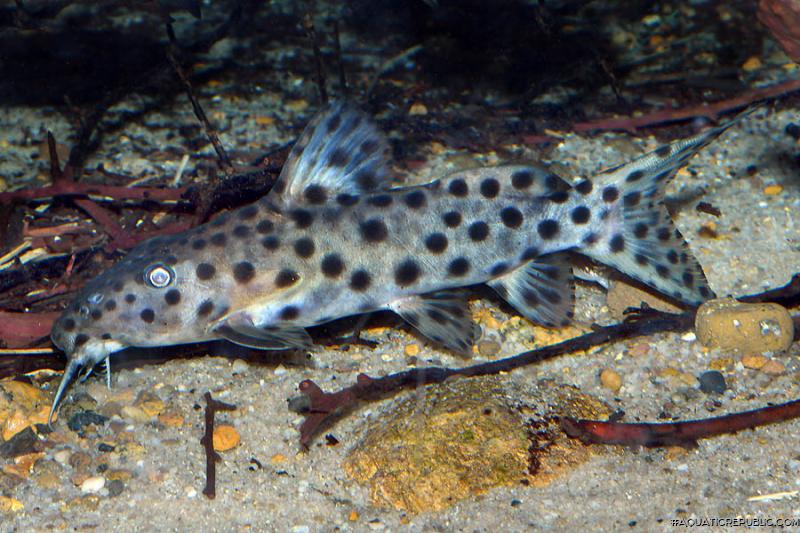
xmin=49 ymin=234 xmax=219 ymax=422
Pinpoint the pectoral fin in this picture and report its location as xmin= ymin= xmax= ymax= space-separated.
xmin=212 ymin=313 xmax=313 ymax=350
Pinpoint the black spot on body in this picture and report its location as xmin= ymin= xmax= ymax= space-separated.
xmin=682 ymin=272 xmax=694 ymax=287
xmin=233 ymin=262 xmax=255 ymax=284
xmin=355 ymin=170 xmax=377 ymax=190
xmin=360 ymin=219 xmax=388 ymax=243
xmin=500 ymin=206 xmax=523 ymax=228
xmin=623 ymin=192 xmax=641 ymax=207
xmin=448 ymin=178 xmax=468 ymax=197
xmin=609 ymin=234 xmax=625 ymax=253
xmin=165 ymin=289 xmax=181 ymax=305
xmin=198 ymin=300 xmax=214 ymax=317
xmin=404 ymin=190 xmax=426 ymax=209
xmin=104 ymin=300 xmax=117 ymax=311
xmin=336 ymin=193 xmax=359 ymax=206
xmin=490 ymin=262 xmax=509 ymax=276
xmin=74 ymin=334 xmax=89 ymax=347
xmin=480 ymin=178 xmax=500 ymax=198
xmin=468 ymin=221 xmax=489 ymax=241
xmin=192 ymin=239 xmax=207 ymax=250
xmin=656 ymin=227 xmax=671 ymax=241
xmin=548 ymin=191 xmax=569 ymax=204
xmin=575 ymin=180 xmax=593 ymax=195
xmin=537 ymin=220 xmax=560 ymax=240
xmin=328 ymin=148 xmax=349 ymax=168
xmin=275 ymin=269 xmax=299 ymax=288
xmin=233 ymin=225 xmax=250 ymax=238
xmin=101 ymin=333 xmax=111 ymax=340
xmin=262 ymin=236 xmax=280 ymax=250
xmin=238 ymin=205 xmax=258 ymax=220
xmin=522 ymin=289 xmax=539 ymax=306
xmin=655 ymin=264 xmax=670 ymax=278
xmin=545 ymin=174 xmax=562 ymax=190
xmin=112 ymin=281 xmax=124 ymax=292
xmin=448 ymin=257 xmax=470 ymax=277
xmin=210 ymin=233 xmax=226 ymax=246
xmin=634 ymin=223 xmax=649 ymax=238
xmin=571 ymin=206 xmax=590 ymax=224
xmin=124 ymin=294 xmax=136 ymax=304
xmin=511 ymin=170 xmax=533 ymax=190
xmin=699 ymin=286 xmax=711 ymax=298
xmin=140 ymin=309 xmax=155 ymax=323
xmin=626 ymin=170 xmax=644 ymax=182
xmin=294 ymin=238 xmax=315 ymax=258
xmin=304 ymin=185 xmax=327 ymax=204
xmin=350 ymin=270 xmax=371 ymax=291
xmin=367 ymin=194 xmax=392 ymax=207
xmin=635 ymin=253 xmax=648 ymax=265
xmin=290 ymin=209 xmax=314 ymax=229
xmin=521 ymin=246 xmax=539 ymax=261
xmin=395 ymin=259 xmax=421 ymax=286
xmin=443 ymin=211 xmax=462 ymax=228
xmin=321 ymin=254 xmax=345 ymax=277
xmin=424 ymin=233 xmax=448 ymax=254
xmin=90 ymin=309 xmax=102 ymax=320
xmin=583 ymin=232 xmax=598 ymax=245
xmin=196 ymin=263 xmax=216 ymax=280
xmin=325 ymin=114 xmax=341 ymax=132
xmin=602 ymin=186 xmax=619 ymax=203
xmin=256 ymin=220 xmax=274 ymax=234
xmin=667 ymin=250 xmax=679 ymax=264
xmin=280 ymin=306 xmax=299 ymax=320
xmin=360 ymin=139 xmax=379 ymax=155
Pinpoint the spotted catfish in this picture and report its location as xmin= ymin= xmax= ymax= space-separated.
xmin=49 ymin=101 xmax=746 ymax=423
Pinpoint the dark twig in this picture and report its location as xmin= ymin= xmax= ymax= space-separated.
xmin=303 ymin=14 xmax=328 ymax=104
xmin=166 ymin=23 xmax=234 ymax=176
xmin=561 ymin=397 xmax=800 ymax=448
xmin=292 ymin=309 xmax=694 ymax=447
xmin=200 ymin=392 xmax=236 ymax=499
xmin=292 ymin=274 xmax=800 ymax=447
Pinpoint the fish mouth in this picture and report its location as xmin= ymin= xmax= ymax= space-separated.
xmin=48 ymin=359 xmax=82 ymax=426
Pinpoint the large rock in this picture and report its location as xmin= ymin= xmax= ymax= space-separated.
xmin=695 ymin=298 xmax=794 ymax=355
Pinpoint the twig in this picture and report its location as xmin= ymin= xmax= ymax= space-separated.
xmin=200 ymin=392 xmax=236 ymax=499
xmin=561 ymin=397 xmax=800 ymax=448
xmin=166 ymin=23 xmax=234 ymax=176
xmin=292 ymin=274 xmax=800 ymax=447
xmin=304 ymin=14 xmax=328 ymax=104
xmin=366 ymin=44 xmax=423 ymax=99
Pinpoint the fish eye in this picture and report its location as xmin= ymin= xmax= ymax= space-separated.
xmin=145 ymin=264 xmax=174 ymax=289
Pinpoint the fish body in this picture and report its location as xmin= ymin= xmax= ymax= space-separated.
xmin=49 ymin=101 xmax=749 ymax=422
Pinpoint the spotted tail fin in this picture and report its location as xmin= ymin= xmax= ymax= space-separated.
xmin=578 ymin=108 xmax=759 ymax=305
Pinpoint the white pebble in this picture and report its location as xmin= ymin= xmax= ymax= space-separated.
xmin=231 ymin=359 xmax=249 ymax=374
xmin=291 ymin=526 xmax=310 ymax=533
xmin=186 ymin=487 xmax=198 ymax=498
xmin=81 ymin=476 xmax=106 ymax=493
xmin=273 ymin=365 xmax=287 ymax=376
xmin=681 ymin=332 xmax=697 ymax=342
xmin=53 ymin=449 xmax=71 ymax=465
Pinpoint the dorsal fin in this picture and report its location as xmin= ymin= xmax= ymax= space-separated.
xmin=270 ymin=101 xmax=393 ymax=205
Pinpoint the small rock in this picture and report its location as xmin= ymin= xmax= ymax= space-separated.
xmin=741 ymin=56 xmax=762 ymax=71
xmin=742 ymin=354 xmax=768 ymax=369
xmin=0 ymin=427 xmax=39 ymax=458
xmin=606 ymin=280 xmax=682 ymax=320
xmin=231 ymin=359 xmax=249 ymax=374
xmin=70 ymin=494 xmax=100 ymax=510
xmin=69 ymin=451 xmax=92 ymax=472
xmin=404 ymin=344 xmax=420 ymax=357
xmin=97 ymin=443 xmax=115 ymax=453
xmin=67 ymin=411 xmax=108 ymax=432
xmin=0 ymin=495 xmax=23 ymax=513
xmin=106 ymin=469 xmax=133 ymax=482
xmin=80 ymin=476 xmax=105 ymax=493
xmin=760 ymin=359 xmax=786 ymax=375
xmin=121 ymin=405 xmax=151 ymax=423
xmin=212 ymin=425 xmax=240 ymax=452
xmin=763 ymin=184 xmax=783 ymax=196
xmin=477 ymin=339 xmax=501 ymax=357
xmin=695 ymin=298 xmax=794 ymax=354
xmin=53 ymin=449 xmax=71 ymax=465
xmin=698 ymin=371 xmax=727 ymax=394
xmin=106 ymin=479 xmax=125 ymax=497
xmin=600 ymin=368 xmax=622 ymax=392
xmin=408 ymin=102 xmax=428 ymax=115
xmin=157 ymin=410 xmax=185 ymax=427
xmin=134 ymin=391 xmax=165 ymax=417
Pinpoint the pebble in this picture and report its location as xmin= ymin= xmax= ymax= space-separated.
xmin=80 ymin=476 xmax=106 ymax=493
xmin=0 ymin=496 xmax=23 ymax=513
xmin=106 ymin=479 xmax=125 ymax=497
xmin=760 ymin=359 xmax=786 ymax=375
xmin=741 ymin=56 xmax=762 ymax=71
xmin=698 ymin=371 xmax=727 ymax=394
xmin=695 ymin=298 xmax=794 ymax=354
xmin=134 ymin=391 xmax=166 ymax=417
xmin=477 ymin=339 xmax=501 ymax=357
xmin=212 ymin=425 xmax=240 ymax=451
xmin=53 ymin=449 xmax=71 ymax=466
xmin=599 ymin=368 xmax=623 ymax=392
xmin=763 ymin=184 xmax=783 ymax=195
xmin=231 ymin=359 xmax=250 ymax=374
xmin=291 ymin=526 xmax=310 ymax=533
xmin=408 ymin=102 xmax=428 ymax=115
xmin=742 ymin=354 xmax=768 ymax=369
xmin=121 ymin=405 xmax=151 ymax=423
xmin=404 ymin=344 xmax=420 ymax=357
xmin=67 ymin=411 xmax=108 ymax=432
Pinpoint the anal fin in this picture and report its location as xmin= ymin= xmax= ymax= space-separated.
xmin=390 ymin=292 xmax=477 ymax=355
xmin=488 ymin=253 xmax=575 ymax=328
